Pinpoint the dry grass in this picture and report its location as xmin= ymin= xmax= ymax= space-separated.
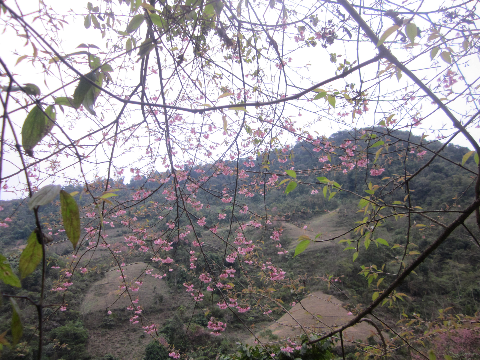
xmin=251 ymin=291 xmax=380 ymax=345
xmin=81 ymin=262 xmax=170 ymax=314
xmin=271 ymin=209 xmax=351 ymax=254
xmin=82 ymin=262 xmax=196 ymax=359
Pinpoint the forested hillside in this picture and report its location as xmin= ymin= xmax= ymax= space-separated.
xmin=1 ymin=129 xmax=479 ymax=359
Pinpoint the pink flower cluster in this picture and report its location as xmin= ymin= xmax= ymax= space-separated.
xmin=370 ymin=168 xmax=385 ymax=176
xmin=207 ymin=317 xmax=227 ymax=336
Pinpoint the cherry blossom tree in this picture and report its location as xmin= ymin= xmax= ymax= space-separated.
xmin=1 ymin=0 xmax=480 ymax=358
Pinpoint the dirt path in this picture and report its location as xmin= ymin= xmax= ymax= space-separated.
xmin=252 ymin=291 xmax=380 ymax=345
xmin=273 ymin=210 xmax=351 ymax=254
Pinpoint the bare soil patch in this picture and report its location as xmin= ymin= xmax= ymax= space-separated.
xmin=252 ymin=291 xmax=380 ymax=345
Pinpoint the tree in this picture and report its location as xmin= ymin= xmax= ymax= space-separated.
xmin=48 ymin=321 xmax=89 ymax=360
xmin=1 ymin=0 xmax=480 ymax=359
xmin=144 ymin=340 xmax=169 ymax=360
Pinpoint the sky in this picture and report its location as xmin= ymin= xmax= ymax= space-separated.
xmin=1 ymin=0 xmax=479 ymax=201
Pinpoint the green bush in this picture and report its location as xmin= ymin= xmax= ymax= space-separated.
xmin=220 ymin=335 xmax=333 ymax=360
xmin=144 ymin=340 xmax=169 ymax=360
xmin=48 ymin=321 xmax=89 ymax=360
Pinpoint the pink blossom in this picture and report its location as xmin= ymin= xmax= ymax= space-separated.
xmin=281 ymin=346 xmax=294 ymax=353
xmin=370 ymin=168 xmax=385 ymax=176
xmin=217 ymin=302 xmax=228 ymax=309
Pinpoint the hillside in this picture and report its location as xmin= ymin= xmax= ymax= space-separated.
xmin=1 ymin=129 xmax=479 ymax=360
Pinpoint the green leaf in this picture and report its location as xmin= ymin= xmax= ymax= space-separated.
xmin=429 ymin=350 xmax=437 ymax=360
xmin=317 ymin=176 xmax=329 ymax=184
xmin=444 ymin=355 xmax=452 ymax=360
xmin=22 ymin=83 xmax=41 ymax=96
xmin=149 ymin=13 xmax=166 ymax=29
xmin=19 ymin=231 xmax=43 ymax=279
xmin=323 ymin=186 xmax=328 ymax=198
xmin=229 ymin=106 xmax=247 ymax=112
xmin=374 ymin=147 xmax=383 ymax=164
xmin=371 ymin=140 xmax=384 ymax=148
xmin=28 ymin=184 xmax=61 ymax=210
xmin=372 ymin=291 xmax=379 ymax=301
xmin=353 ymin=252 xmax=359 ymax=262
xmin=73 ymin=73 xmax=96 ymax=108
xmin=140 ymin=2 xmax=155 ymax=11
xmin=44 ymin=105 xmax=56 ymax=135
xmin=396 ymin=67 xmax=402 ymax=81
xmin=358 ymin=198 xmax=369 ymax=208
xmin=328 ymin=192 xmax=336 ymax=200
xmin=21 ymin=105 xmax=50 ymax=156
xmin=222 ymin=115 xmax=228 ymax=132
xmin=138 ymin=38 xmax=155 ymax=58
xmin=440 ymin=51 xmax=452 ymax=64
xmin=313 ymin=91 xmax=327 ymax=100
xmin=285 ymin=170 xmax=296 ymax=178
xmin=430 ymin=46 xmax=440 ymax=60
xmin=294 ymin=239 xmax=311 ymax=257
xmin=377 ymin=25 xmax=400 ymax=47
xmin=84 ymin=14 xmax=91 ymax=29
xmin=285 ymin=181 xmax=297 ymax=195
xmin=365 ymin=237 xmax=371 ymax=249
xmin=10 ymin=299 xmax=23 ymax=345
xmin=83 ymin=86 xmax=97 ymax=115
xmin=60 ymin=190 xmax=81 ymax=249
xmin=376 ymin=238 xmax=389 ymax=246
xmin=327 ymin=94 xmax=336 ymax=108
xmin=406 ymin=23 xmax=417 ymax=43
xmin=126 ymin=38 xmax=133 ymax=54
xmin=91 ymin=14 xmax=100 ymax=29
xmin=55 ymin=97 xmax=79 ymax=109
xmin=475 ymin=153 xmax=479 ymax=165
xmin=462 ymin=150 xmax=475 ymax=165
xmin=218 ymin=92 xmax=234 ymax=99
xmin=203 ymin=3 xmax=215 ymax=18
xmin=89 ymin=54 xmax=101 ymax=70
xmin=101 ymin=63 xmax=113 ymax=72
xmin=99 ymin=192 xmax=118 ymax=199
xmin=15 ymin=55 xmax=28 ymax=66
xmin=126 ymin=14 xmax=145 ymax=33
xmin=0 ymin=254 xmax=21 ymax=287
